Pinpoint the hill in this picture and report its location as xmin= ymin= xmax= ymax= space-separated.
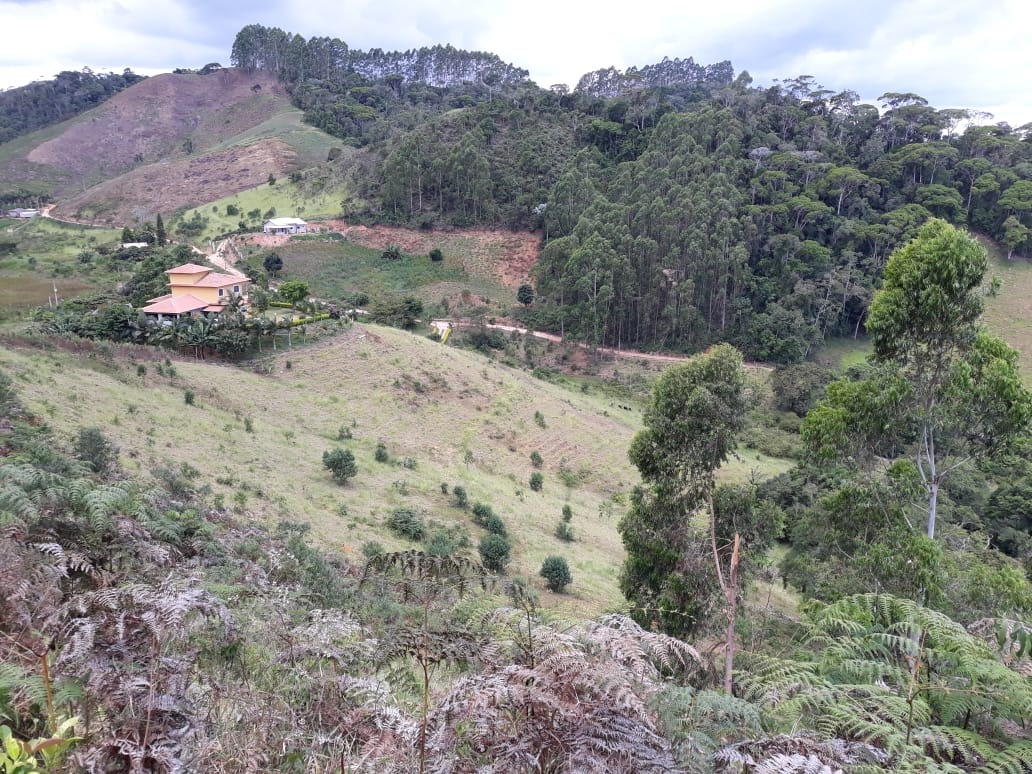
xmin=0 ymin=69 xmax=341 ymax=225
xmin=0 ymin=324 xmax=787 ymax=615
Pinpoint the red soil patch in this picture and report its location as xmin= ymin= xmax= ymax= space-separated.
xmin=28 ymin=70 xmax=289 ymax=183
xmin=54 ymin=138 xmax=297 ymax=225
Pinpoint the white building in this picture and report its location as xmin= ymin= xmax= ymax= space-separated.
xmin=262 ymin=217 xmax=307 ymax=235
xmin=7 ymin=208 xmax=39 ymax=219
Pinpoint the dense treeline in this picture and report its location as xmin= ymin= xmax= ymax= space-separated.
xmin=229 ymin=24 xmax=1032 ymax=361
xmin=0 ymin=68 xmax=144 ymax=144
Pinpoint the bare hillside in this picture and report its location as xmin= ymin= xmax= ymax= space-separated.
xmin=2 ymin=69 xmax=340 ymax=225
xmin=28 ymin=70 xmax=289 ymax=180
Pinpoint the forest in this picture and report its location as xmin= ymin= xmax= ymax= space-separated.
xmin=224 ymin=24 xmax=1032 ymax=361
xmin=0 ymin=68 xmax=145 ymax=146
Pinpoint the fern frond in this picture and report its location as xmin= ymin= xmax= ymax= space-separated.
xmin=974 ymin=741 xmax=1032 ymax=774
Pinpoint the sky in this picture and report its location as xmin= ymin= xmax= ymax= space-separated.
xmin=1 ymin=0 xmax=1030 ymax=127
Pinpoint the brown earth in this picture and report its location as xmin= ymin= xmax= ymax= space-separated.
xmin=28 ymin=70 xmax=289 ymax=184
xmin=54 ymin=138 xmax=297 ymax=225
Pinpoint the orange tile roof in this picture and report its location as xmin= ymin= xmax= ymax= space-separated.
xmin=165 ymin=263 xmax=212 ymax=274
xmin=141 ymin=293 xmax=209 ymax=315
xmin=192 ymin=272 xmax=247 ymax=288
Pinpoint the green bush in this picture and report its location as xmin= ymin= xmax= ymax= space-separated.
xmin=322 ymin=447 xmax=357 ymax=484
xmin=484 ymin=513 xmax=508 ymax=537
xmin=540 ymin=555 xmax=572 ymax=592
xmin=184 ymin=389 xmax=195 ymax=405
xmin=453 ymin=485 xmax=469 ymax=509
xmin=529 ymin=472 xmax=544 ymax=492
xmin=534 ymin=410 xmax=546 ymax=428
xmin=530 ymin=450 xmax=543 ymax=468
xmin=472 ymin=502 xmax=494 ymax=526
xmin=374 ymin=442 xmax=389 ymax=463
xmin=74 ymin=426 xmax=118 ymax=474
xmin=425 ymin=524 xmax=470 ymax=557
xmin=479 ymin=533 xmax=511 ymax=572
xmin=554 ymin=522 xmax=574 ymax=542
xmin=562 ymin=504 xmax=573 ymax=522
xmin=386 ymin=508 xmax=426 ymax=541
xmin=429 ymin=247 xmax=444 ymax=262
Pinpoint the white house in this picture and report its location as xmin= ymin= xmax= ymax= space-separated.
xmin=262 ymin=217 xmax=307 ymax=235
xmin=7 ymin=208 xmax=39 ymax=219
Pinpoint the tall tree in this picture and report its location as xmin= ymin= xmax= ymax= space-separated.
xmin=810 ymin=219 xmax=1032 ymax=540
xmin=619 ymin=344 xmax=771 ymax=693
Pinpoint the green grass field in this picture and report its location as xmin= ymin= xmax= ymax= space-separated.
xmin=265 ymin=238 xmax=488 ymax=305
xmin=0 ymin=217 xmax=123 ymax=316
xmin=0 ymin=325 xmax=791 ymax=616
xmin=173 ymin=175 xmax=351 ymax=244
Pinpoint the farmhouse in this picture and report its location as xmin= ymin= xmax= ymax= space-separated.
xmin=141 ymin=263 xmax=250 ymax=322
xmin=263 ymin=216 xmax=307 ymax=235
xmin=7 ymin=208 xmax=39 ymax=218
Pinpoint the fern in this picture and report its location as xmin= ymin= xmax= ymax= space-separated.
xmin=974 ymin=741 xmax=1032 ymax=774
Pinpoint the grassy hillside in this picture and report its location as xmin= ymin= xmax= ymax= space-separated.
xmin=0 ymin=326 xmax=790 ymax=615
xmin=0 ymin=69 xmax=342 ymax=226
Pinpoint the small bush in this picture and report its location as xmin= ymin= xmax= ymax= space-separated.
xmin=361 ymin=541 xmax=385 ymax=559
xmin=429 ymin=247 xmax=444 ymax=262
xmin=382 ymin=244 xmax=402 ymax=261
xmin=374 ymin=442 xmax=389 ymax=463
xmin=472 ymin=502 xmax=494 ymax=526
xmin=562 ymin=504 xmax=573 ymax=522
xmin=184 ymin=389 xmax=195 ymax=405
xmin=453 ymin=485 xmax=469 ymax=509
xmin=440 ymin=482 xmax=449 ymax=494
xmin=554 ymin=522 xmax=574 ymax=542
xmin=74 ymin=427 xmax=118 ymax=474
xmin=322 ymin=448 xmax=357 ymax=484
xmin=484 ymin=513 xmax=508 ymax=537
xmin=244 ymin=417 xmax=254 ymax=433
xmin=479 ymin=533 xmax=511 ymax=572
xmin=534 ymin=410 xmax=546 ymax=428
xmin=386 ymin=508 xmax=426 ymax=541
xmin=530 ymin=450 xmax=543 ymax=468
xmin=540 ymin=556 xmax=572 ymax=592
xmin=337 ymin=424 xmax=353 ymax=440
xmin=529 ymin=472 xmax=544 ymax=492
xmin=425 ymin=524 xmax=470 ymax=557
xmin=136 ymin=364 xmax=146 ymax=377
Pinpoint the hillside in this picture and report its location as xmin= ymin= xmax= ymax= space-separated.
xmin=0 ymin=324 xmax=788 ymax=614
xmin=0 ymin=69 xmax=341 ymax=224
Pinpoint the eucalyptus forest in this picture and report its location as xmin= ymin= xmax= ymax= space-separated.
xmin=0 ymin=21 xmax=1031 ymax=774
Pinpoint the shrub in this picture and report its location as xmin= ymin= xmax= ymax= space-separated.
xmin=361 ymin=541 xmax=385 ymax=559
xmin=484 ymin=513 xmax=508 ymax=537
xmin=479 ymin=533 xmax=511 ymax=572
xmin=529 ymin=472 xmax=544 ymax=492
xmin=74 ymin=427 xmax=118 ymax=474
xmin=530 ymin=450 xmax=543 ymax=468
xmin=322 ymin=448 xmax=357 ymax=484
xmin=425 ymin=524 xmax=469 ymax=557
xmin=184 ymin=389 xmax=195 ymax=405
xmin=374 ymin=442 xmax=389 ymax=463
xmin=136 ymin=364 xmax=146 ymax=377
xmin=554 ymin=522 xmax=574 ymax=542
xmin=381 ymin=244 xmax=402 ymax=261
xmin=429 ymin=247 xmax=444 ymax=262
xmin=472 ymin=502 xmax=494 ymax=526
xmin=337 ymin=424 xmax=352 ymax=440
xmin=386 ymin=508 xmax=426 ymax=541
xmin=244 ymin=417 xmax=254 ymax=433
xmin=534 ymin=411 xmax=546 ymax=428
xmin=540 ymin=556 xmax=572 ymax=592
xmin=453 ymin=485 xmax=469 ymax=509
xmin=562 ymin=504 xmax=573 ymax=522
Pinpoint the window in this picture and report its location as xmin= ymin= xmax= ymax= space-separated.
xmin=218 ymin=288 xmax=224 ymax=296
xmin=233 ymin=285 xmax=240 ymax=293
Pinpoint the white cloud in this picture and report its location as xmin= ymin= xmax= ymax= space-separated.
xmin=1 ymin=0 xmax=1029 ymax=125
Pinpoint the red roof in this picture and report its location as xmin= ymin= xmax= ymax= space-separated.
xmin=141 ymin=293 xmax=209 ymax=315
xmin=165 ymin=263 xmax=212 ymax=274
xmin=193 ymin=272 xmax=246 ymax=288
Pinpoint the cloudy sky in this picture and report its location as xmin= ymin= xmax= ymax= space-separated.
xmin=1 ymin=0 xmax=1029 ymax=125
